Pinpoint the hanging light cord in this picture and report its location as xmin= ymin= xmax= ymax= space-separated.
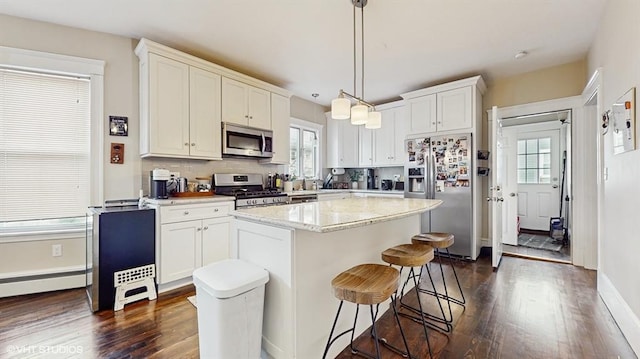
xmin=361 ymin=2 xmax=365 ymax=101
xmin=353 ymin=3 xmax=357 ymax=99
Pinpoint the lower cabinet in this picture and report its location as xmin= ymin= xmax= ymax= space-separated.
xmin=154 ymin=201 xmax=234 ymax=286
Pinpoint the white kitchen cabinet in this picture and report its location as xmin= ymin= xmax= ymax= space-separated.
xmin=135 ymin=38 xmax=291 ymax=162
xmin=407 ymin=94 xmax=437 ymax=134
xmin=401 ymin=76 xmax=485 ymax=136
xmin=263 ymin=93 xmax=291 ymax=165
xmin=153 ymin=201 xmax=234 ymax=289
xmin=326 ymin=115 xmax=359 ymax=168
xmin=372 ymin=104 xmax=408 ymax=167
xmin=222 ymin=77 xmax=271 ymax=130
xmin=437 ymin=86 xmax=473 ymax=132
xmin=145 ymin=54 xmax=190 ymax=157
xmin=358 ymin=126 xmax=374 ymax=167
xmin=139 ymin=53 xmax=222 ymax=160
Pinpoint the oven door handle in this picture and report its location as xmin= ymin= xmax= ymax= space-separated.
xmin=261 ymin=132 xmax=266 ymax=154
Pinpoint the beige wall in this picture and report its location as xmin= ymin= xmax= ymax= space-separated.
xmin=588 ymin=0 xmax=640 ymax=345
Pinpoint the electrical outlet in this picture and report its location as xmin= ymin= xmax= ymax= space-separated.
xmin=52 ymin=244 xmax=62 ymax=257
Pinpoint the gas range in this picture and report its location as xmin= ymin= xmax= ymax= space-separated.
xmin=212 ymin=173 xmax=289 ymax=208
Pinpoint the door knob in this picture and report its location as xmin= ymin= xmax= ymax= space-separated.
xmin=509 ymin=193 xmax=516 ymax=197
xmin=497 ymin=197 xmax=504 ymax=202
xmin=486 ymin=197 xmax=493 ymax=202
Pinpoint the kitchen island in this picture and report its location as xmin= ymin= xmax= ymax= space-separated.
xmin=230 ymin=197 xmax=442 ymax=359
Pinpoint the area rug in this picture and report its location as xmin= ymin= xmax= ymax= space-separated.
xmin=518 ymin=233 xmax=563 ymax=252
xmin=187 ymin=295 xmax=197 ymax=308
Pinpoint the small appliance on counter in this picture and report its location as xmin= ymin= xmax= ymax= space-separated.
xmin=366 ymin=169 xmax=376 ymax=190
xmin=381 ymin=179 xmax=393 ymax=191
xmin=86 ymin=199 xmax=155 ymax=312
xmin=149 ymin=168 xmax=170 ymax=199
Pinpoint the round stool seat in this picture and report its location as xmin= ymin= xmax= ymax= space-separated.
xmin=381 ymin=244 xmax=434 ymax=267
xmin=331 ymin=264 xmax=400 ymax=305
xmin=412 ymin=232 xmax=454 ymax=249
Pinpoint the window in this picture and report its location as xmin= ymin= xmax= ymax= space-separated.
xmin=0 ymin=46 xmax=104 ymax=235
xmin=289 ymin=119 xmax=321 ymax=179
xmin=517 ymin=137 xmax=551 ymax=184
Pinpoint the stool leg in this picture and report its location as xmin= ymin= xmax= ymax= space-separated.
xmin=322 ymin=301 xmax=344 ymax=359
xmin=410 ymin=267 xmax=433 ymax=358
xmin=435 ymin=249 xmax=455 ymax=323
xmin=369 ymin=305 xmax=382 ymax=359
xmin=445 ymin=248 xmax=466 ymax=306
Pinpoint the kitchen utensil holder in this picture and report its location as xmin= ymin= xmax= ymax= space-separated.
xmin=113 ymin=264 xmax=157 ymax=311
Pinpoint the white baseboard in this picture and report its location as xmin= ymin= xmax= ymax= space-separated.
xmin=598 ymin=272 xmax=640 ymax=356
xmin=0 ymin=266 xmax=85 ymax=298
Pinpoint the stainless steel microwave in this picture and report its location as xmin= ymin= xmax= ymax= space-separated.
xmin=222 ymin=122 xmax=273 ymax=158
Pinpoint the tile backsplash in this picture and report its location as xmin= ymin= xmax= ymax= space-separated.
xmin=142 ymin=157 xmax=285 ymax=194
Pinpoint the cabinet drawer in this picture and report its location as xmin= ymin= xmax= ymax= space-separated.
xmin=160 ymin=202 xmax=232 ymax=224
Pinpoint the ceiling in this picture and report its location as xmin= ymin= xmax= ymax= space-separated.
xmin=0 ymin=0 xmax=607 ymax=107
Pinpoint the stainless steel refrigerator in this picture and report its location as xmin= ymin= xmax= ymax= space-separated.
xmin=404 ymin=134 xmax=473 ymax=257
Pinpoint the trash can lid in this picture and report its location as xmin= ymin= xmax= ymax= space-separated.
xmin=193 ymin=259 xmax=269 ymax=299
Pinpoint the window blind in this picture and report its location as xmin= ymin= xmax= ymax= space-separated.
xmin=0 ymin=69 xmax=91 ymax=223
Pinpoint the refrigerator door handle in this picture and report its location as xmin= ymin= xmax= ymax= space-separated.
xmin=430 ymin=152 xmax=436 ymax=199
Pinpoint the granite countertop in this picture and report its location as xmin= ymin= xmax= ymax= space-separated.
xmin=232 ymin=197 xmax=442 ymax=233
xmin=144 ymin=195 xmax=235 ymax=206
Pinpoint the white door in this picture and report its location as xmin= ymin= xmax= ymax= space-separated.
xmin=490 ymin=106 xmax=504 ymax=268
xmin=501 ymin=127 xmax=519 ymax=245
xmin=517 ymin=130 xmax=561 ymax=231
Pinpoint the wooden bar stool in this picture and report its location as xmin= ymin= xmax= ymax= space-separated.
xmin=411 ymin=232 xmax=466 ymax=324
xmin=381 ymin=243 xmax=438 ymax=358
xmin=322 ymin=264 xmax=411 ymax=359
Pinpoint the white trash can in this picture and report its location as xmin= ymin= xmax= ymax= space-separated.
xmin=193 ymin=259 xmax=269 ymax=359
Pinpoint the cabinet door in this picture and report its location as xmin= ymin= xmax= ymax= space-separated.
xmin=159 ymin=220 xmax=201 ymax=283
xmin=326 ymin=115 xmax=340 ymax=168
xmin=392 ymin=106 xmax=409 ymax=165
xmin=149 ymin=54 xmax=190 ymax=156
xmin=189 ymin=67 xmax=222 ymax=159
xmin=248 ymin=86 xmax=271 ymax=130
xmin=408 ymin=94 xmax=436 ymax=134
xmin=341 ymin=120 xmax=359 ymax=167
xmin=221 ymin=77 xmax=249 ymax=125
xmin=373 ymin=109 xmax=396 ymax=166
xmin=437 ymin=86 xmax=473 ymax=132
xmin=201 ymin=217 xmax=231 ymax=266
xmin=269 ymin=94 xmax=290 ymax=164
xmin=359 ymin=126 xmax=373 ymax=167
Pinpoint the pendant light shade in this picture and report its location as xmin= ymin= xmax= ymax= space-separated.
xmin=331 ymin=97 xmax=351 ymax=120
xmin=365 ymin=111 xmax=381 ymax=129
xmin=350 ymin=104 xmax=368 ymax=125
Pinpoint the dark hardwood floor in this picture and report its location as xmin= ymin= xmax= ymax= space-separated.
xmin=0 ymin=254 xmax=636 ymax=359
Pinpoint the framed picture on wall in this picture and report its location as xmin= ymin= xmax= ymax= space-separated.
xmin=109 ymin=116 xmax=128 ymax=136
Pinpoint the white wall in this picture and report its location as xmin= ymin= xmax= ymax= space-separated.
xmin=588 ymin=0 xmax=640 ymax=354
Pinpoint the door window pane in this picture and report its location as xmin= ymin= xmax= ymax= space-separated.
xmin=517 ymin=137 xmax=552 ymax=184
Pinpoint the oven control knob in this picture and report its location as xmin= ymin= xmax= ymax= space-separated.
xmin=263 ymin=198 xmax=267 ymax=203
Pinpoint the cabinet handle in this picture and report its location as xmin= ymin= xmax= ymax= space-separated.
xmin=184 ymin=142 xmax=189 ymax=146
xmin=214 ymin=208 xmax=219 ymax=212
xmin=203 ymin=226 xmax=209 ymax=230
xmin=249 ymin=116 xmax=253 ymax=119
xmin=191 ymin=143 xmax=195 ymax=146
xmin=184 ymin=211 xmax=189 ymax=215
xmin=245 ymin=115 xmax=249 ymax=119
xmin=432 ymin=122 xmax=436 ymax=125
xmin=197 ymin=227 xmax=202 ymax=231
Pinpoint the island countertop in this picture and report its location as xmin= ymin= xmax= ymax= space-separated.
xmin=231 ymin=197 xmax=443 ymax=233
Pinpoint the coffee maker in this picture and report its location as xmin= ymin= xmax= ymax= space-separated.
xmin=366 ymin=168 xmax=376 ymax=190
xmin=149 ymin=168 xmax=170 ymax=199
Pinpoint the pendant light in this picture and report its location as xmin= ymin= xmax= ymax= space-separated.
xmin=330 ymin=0 xmax=381 ymax=128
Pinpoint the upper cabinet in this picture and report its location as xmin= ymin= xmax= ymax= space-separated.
xmin=373 ymin=104 xmax=408 ymax=167
xmin=402 ymin=76 xmax=485 ymax=136
xmin=221 ymin=77 xmax=271 ymax=130
xmin=135 ymin=38 xmax=291 ymax=160
xmin=326 ymin=113 xmax=359 ymax=168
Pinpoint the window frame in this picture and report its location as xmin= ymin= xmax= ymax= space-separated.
xmin=289 ymin=118 xmax=322 ymax=180
xmin=0 ymin=46 xmax=104 ymax=238
xmin=516 ymin=137 xmax=552 ymax=184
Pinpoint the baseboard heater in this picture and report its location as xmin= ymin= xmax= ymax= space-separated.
xmin=0 ymin=266 xmax=86 ymax=298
